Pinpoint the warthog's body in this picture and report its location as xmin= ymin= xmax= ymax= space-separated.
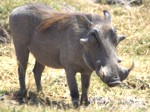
xmin=9 ymin=4 xmax=133 ymax=107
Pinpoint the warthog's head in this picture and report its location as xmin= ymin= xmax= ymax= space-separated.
xmin=80 ymin=10 xmax=134 ymax=87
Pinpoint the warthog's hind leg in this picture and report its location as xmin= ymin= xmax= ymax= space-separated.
xmin=13 ymin=42 xmax=30 ymax=98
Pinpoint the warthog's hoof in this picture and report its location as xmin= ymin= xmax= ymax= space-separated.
xmin=80 ymin=99 xmax=90 ymax=106
xmin=17 ymin=89 xmax=27 ymax=103
xmin=85 ymin=101 xmax=90 ymax=106
xmin=72 ymin=100 xmax=79 ymax=108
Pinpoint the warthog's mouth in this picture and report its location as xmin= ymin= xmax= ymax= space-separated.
xmin=107 ymin=80 xmax=121 ymax=87
xmin=96 ymin=60 xmax=134 ymax=87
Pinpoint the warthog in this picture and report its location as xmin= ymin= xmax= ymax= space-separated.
xmin=9 ymin=4 xmax=134 ymax=107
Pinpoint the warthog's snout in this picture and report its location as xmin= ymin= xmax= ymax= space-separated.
xmin=96 ymin=60 xmax=134 ymax=87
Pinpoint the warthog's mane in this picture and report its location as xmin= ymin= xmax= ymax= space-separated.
xmin=35 ymin=6 xmax=107 ymax=33
xmin=31 ymin=4 xmax=104 ymax=32
xmin=28 ymin=4 xmax=74 ymax=32
xmin=36 ymin=13 xmax=73 ymax=32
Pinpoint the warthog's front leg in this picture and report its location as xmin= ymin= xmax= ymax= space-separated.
xmin=65 ymin=70 xmax=79 ymax=108
xmin=80 ymin=72 xmax=91 ymax=106
xmin=33 ymin=60 xmax=45 ymax=92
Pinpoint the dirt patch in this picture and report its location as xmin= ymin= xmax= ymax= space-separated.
xmin=0 ymin=89 xmax=148 ymax=110
xmin=88 ymin=95 xmax=147 ymax=111
xmin=120 ymin=78 xmax=150 ymax=90
xmin=0 ymin=91 xmax=71 ymax=110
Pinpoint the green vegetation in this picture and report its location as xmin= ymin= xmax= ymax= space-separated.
xmin=0 ymin=0 xmax=150 ymax=111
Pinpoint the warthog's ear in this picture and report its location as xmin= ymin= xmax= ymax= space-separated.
xmin=117 ymin=35 xmax=126 ymax=44
xmin=76 ymin=15 xmax=92 ymax=29
xmin=103 ymin=10 xmax=111 ymax=23
xmin=80 ymin=28 xmax=99 ymax=45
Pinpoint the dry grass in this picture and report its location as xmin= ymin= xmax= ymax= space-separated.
xmin=0 ymin=0 xmax=150 ymax=111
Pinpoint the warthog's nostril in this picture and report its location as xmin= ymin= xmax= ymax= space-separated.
xmin=106 ymin=76 xmax=121 ymax=87
xmin=110 ymin=76 xmax=120 ymax=82
xmin=114 ymin=76 xmax=119 ymax=79
xmin=108 ymin=80 xmax=121 ymax=87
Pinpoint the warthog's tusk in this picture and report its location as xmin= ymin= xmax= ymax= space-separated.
xmin=99 ymin=66 xmax=104 ymax=78
xmin=128 ymin=61 xmax=134 ymax=73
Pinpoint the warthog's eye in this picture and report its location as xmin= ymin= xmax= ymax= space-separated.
xmin=109 ymin=28 xmax=117 ymax=45
xmin=111 ymin=27 xmax=117 ymax=34
xmin=89 ymin=30 xmax=101 ymax=48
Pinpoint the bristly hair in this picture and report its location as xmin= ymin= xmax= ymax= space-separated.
xmin=36 ymin=13 xmax=72 ymax=32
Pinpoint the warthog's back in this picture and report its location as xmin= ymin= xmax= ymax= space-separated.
xmin=9 ymin=4 xmax=54 ymax=44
